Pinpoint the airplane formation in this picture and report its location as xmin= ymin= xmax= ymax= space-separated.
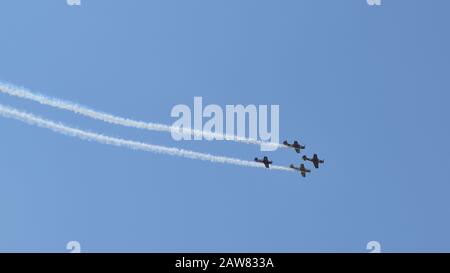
xmin=254 ymin=140 xmax=324 ymax=178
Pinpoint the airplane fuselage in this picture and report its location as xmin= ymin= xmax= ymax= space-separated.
xmin=303 ymin=155 xmax=324 ymax=169
xmin=255 ymin=157 xmax=272 ymax=168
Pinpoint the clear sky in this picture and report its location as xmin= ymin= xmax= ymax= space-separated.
xmin=0 ymin=0 xmax=449 ymax=252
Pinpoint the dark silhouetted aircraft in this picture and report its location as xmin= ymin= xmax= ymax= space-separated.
xmin=283 ymin=140 xmax=305 ymax=153
xmin=290 ymin=163 xmax=311 ymax=177
xmin=303 ymin=154 xmax=324 ymax=169
xmin=255 ymin=156 xmax=273 ymax=168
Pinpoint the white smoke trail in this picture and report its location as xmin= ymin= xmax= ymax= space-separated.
xmin=0 ymin=104 xmax=293 ymax=172
xmin=0 ymin=82 xmax=284 ymax=150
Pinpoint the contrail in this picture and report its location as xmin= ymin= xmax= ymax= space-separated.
xmin=0 ymin=104 xmax=293 ymax=172
xmin=0 ymin=82 xmax=285 ymax=150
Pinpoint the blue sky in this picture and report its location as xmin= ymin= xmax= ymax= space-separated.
xmin=0 ymin=0 xmax=449 ymax=252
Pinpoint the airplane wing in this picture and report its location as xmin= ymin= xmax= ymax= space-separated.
xmin=301 ymin=172 xmax=306 ymax=177
xmin=295 ymin=148 xmax=300 ymax=153
xmin=264 ymin=162 xmax=270 ymax=168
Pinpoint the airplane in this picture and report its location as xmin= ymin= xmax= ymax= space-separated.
xmin=283 ymin=140 xmax=305 ymax=153
xmin=290 ymin=163 xmax=311 ymax=177
xmin=302 ymin=154 xmax=324 ymax=169
xmin=254 ymin=156 xmax=273 ymax=168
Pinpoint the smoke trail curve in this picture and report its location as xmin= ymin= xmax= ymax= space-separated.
xmin=0 ymin=104 xmax=293 ymax=172
xmin=0 ymin=82 xmax=285 ymax=150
